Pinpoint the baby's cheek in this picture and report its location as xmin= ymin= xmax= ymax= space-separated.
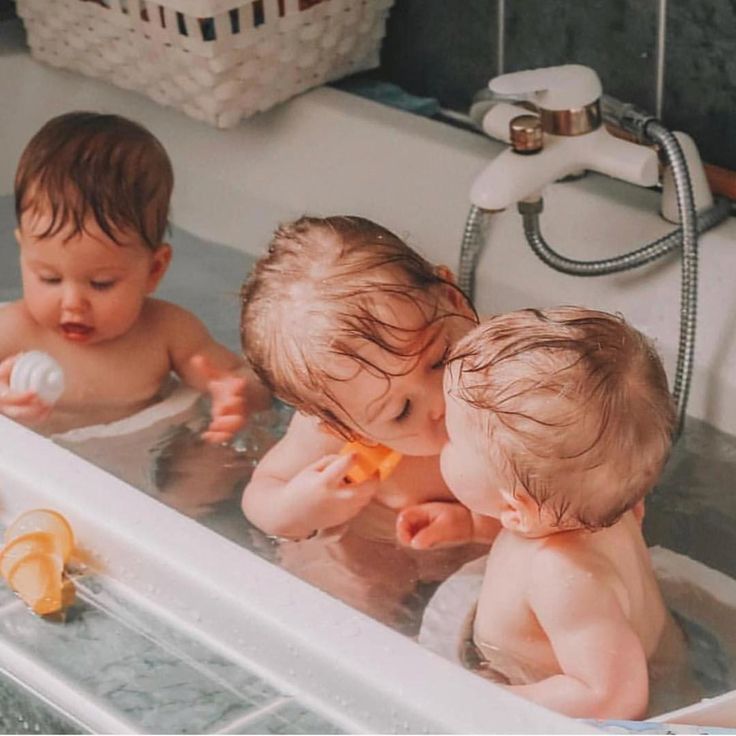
xmin=439 ymin=445 xmax=456 ymax=486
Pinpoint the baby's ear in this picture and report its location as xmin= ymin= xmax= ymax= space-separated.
xmin=498 ymin=487 xmax=538 ymax=534
xmin=435 ymin=264 xmax=457 ymax=285
xmin=146 ymin=243 xmax=172 ymax=292
xmin=436 ymin=264 xmax=474 ymax=313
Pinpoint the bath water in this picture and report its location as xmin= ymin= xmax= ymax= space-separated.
xmin=1 ymin=199 xmax=732 ymax=715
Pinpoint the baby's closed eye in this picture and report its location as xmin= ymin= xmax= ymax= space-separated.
xmin=90 ymin=280 xmax=116 ymax=291
xmin=394 ymin=399 xmax=412 ymax=422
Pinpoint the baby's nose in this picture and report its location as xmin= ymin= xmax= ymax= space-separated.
xmin=428 ymin=390 xmax=445 ymax=423
xmin=61 ymin=284 xmax=87 ymax=312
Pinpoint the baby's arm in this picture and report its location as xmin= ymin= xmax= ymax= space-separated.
xmin=242 ymin=412 xmax=377 ymax=539
xmin=159 ymin=301 xmax=270 ymax=442
xmin=397 ymin=502 xmax=501 ymax=549
xmin=509 ymin=547 xmax=648 ymax=719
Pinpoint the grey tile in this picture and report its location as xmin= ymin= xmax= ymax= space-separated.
xmin=75 ymin=575 xmax=283 ymax=701
xmin=379 ymin=0 xmax=498 ymax=112
xmin=0 ymin=667 xmax=86 ymax=734
xmin=0 ymin=18 xmax=27 ymax=55
xmin=505 ymin=0 xmax=658 ymax=112
xmin=232 ymin=700 xmax=344 ymax=735
xmin=663 ymin=0 xmax=736 ymax=170
xmin=0 ymin=596 xmax=281 ymax=734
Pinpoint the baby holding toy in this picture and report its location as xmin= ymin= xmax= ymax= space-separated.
xmin=409 ymin=307 xmax=680 ymax=718
xmin=0 ymin=111 xmax=268 ymax=441
xmin=239 ymin=216 xmax=498 ymax=626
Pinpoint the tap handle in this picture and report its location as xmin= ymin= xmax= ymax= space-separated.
xmin=489 ymin=64 xmax=602 ymax=111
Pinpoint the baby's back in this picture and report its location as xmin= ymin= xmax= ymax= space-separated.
xmin=474 ymin=511 xmax=668 ymax=685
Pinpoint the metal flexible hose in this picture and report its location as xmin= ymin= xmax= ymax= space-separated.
xmin=519 ymin=196 xmax=730 ymax=276
xmin=458 ymin=204 xmax=492 ymax=299
xmin=647 ymin=122 xmax=697 ymax=435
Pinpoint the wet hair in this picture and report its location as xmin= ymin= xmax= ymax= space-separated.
xmin=447 ymin=307 xmax=675 ymax=529
xmin=241 ymin=215 xmax=477 ymax=438
xmin=14 ymin=111 xmax=173 ymax=250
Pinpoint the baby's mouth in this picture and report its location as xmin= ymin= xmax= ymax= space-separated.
xmin=60 ymin=322 xmax=93 ymax=341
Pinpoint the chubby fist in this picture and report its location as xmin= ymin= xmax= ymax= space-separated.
xmin=397 ymin=501 xmax=476 ymax=550
xmin=285 ymin=453 xmax=379 ymax=534
xmin=0 ymin=354 xmax=54 ymax=424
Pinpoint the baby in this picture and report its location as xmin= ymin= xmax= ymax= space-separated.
xmin=0 ymin=111 xmax=267 ymax=441
xmin=239 ymin=216 xmax=497 ymax=626
xmin=430 ymin=306 xmax=677 ymax=718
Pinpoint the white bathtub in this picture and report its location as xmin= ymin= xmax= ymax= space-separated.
xmin=2 ymin=46 xmax=736 ymax=733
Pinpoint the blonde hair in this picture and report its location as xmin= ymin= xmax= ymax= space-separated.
xmin=241 ymin=215 xmax=476 ymax=437
xmin=448 ymin=307 xmax=675 ymax=529
xmin=15 ymin=111 xmax=173 ymax=250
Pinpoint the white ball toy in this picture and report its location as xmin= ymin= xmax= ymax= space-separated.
xmin=10 ymin=351 xmax=66 ymax=404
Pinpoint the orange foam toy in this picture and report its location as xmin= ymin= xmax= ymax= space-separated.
xmin=340 ymin=441 xmax=403 ymax=484
xmin=0 ymin=509 xmax=76 ymax=616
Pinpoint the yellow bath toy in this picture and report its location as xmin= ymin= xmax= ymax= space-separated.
xmin=340 ymin=441 xmax=403 ymax=484
xmin=0 ymin=509 xmax=76 ymax=616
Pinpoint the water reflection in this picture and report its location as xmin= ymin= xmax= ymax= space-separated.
xmin=646 ymin=416 xmax=736 ymax=579
xmin=60 ymin=398 xmax=485 ymax=635
xmin=51 ymin=405 xmax=736 ymax=711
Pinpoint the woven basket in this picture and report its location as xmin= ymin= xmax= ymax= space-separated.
xmin=16 ymin=0 xmax=394 ymax=128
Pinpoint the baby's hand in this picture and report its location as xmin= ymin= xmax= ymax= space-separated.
xmin=397 ymin=502 xmax=476 ymax=550
xmin=286 ymin=453 xmax=377 ymax=534
xmin=188 ymin=354 xmax=248 ymax=444
xmin=0 ymin=355 xmax=53 ymax=424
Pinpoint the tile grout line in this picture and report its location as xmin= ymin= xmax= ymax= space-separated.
xmin=496 ymin=0 xmax=505 ymax=76
xmin=213 ymin=695 xmax=292 ymax=734
xmin=655 ymin=0 xmax=667 ymax=119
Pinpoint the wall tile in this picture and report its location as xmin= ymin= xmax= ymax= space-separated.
xmin=380 ymin=0 xmax=498 ymax=112
xmin=504 ymin=0 xmax=659 ymax=112
xmin=664 ymin=0 xmax=736 ymax=170
xmin=0 ymin=0 xmax=17 ymax=22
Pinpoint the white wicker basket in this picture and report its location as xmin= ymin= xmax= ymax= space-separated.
xmin=16 ymin=0 xmax=394 ymax=128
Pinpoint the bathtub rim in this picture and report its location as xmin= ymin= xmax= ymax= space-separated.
xmin=0 ymin=414 xmax=594 ymax=734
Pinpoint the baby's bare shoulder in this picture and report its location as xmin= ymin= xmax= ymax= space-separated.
xmin=0 ymin=301 xmax=40 ymax=355
xmin=528 ymin=534 xmax=619 ymax=601
xmin=281 ymin=412 xmax=343 ymax=456
xmin=255 ymin=412 xmax=342 ymax=478
xmin=139 ymin=299 xmax=208 ymax=340
xmin=142 ymin=298 xmax=201 ymax=326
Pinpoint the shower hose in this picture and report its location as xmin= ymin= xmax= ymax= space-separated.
xmin=458 ymin=99 xmax=732 ymax=438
